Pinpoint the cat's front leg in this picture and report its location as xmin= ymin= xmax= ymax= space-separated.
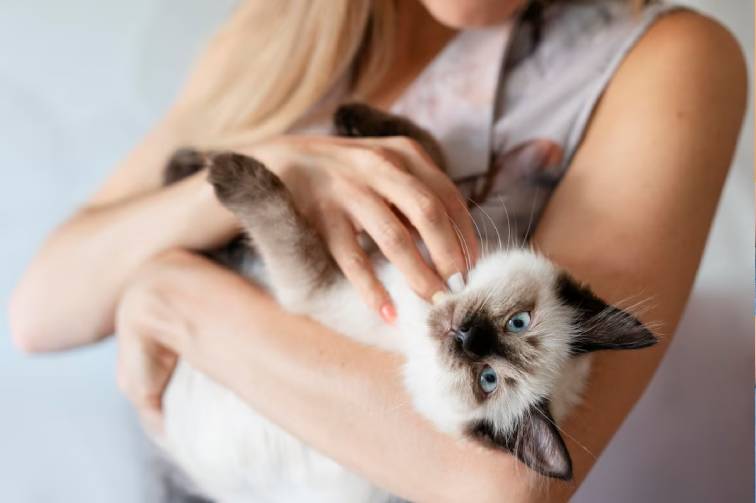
xmin=208 ymin=152 xmax=339 ymax=309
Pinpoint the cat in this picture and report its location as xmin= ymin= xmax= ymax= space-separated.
xmin=155 ymin=103 xmax=657 ymax=502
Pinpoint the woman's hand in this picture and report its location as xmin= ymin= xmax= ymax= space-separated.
xmin=245 ymin=134 xmax=479 ymax=320
xmin=115 ymin=257 xmax=182 ymax=435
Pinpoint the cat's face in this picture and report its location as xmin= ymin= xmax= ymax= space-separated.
xmin=403 ymin=249 xmax=656 ymax=480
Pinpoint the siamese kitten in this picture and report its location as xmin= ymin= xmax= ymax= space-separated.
xmin=156 ymin=104 xmax=656 ymax=502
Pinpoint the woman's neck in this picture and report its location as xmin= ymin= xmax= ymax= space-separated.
xmin=366 ymin=1 xmax=457 ymax=110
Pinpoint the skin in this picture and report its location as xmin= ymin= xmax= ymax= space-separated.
xmin=8 ymin=1 xmax=746 ymax=501
xmin=419 ymin=0 xmax=525 ymax=28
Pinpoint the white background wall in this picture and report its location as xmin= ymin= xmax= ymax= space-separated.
xmin=0 ymin=1 xmax=752 ymax=501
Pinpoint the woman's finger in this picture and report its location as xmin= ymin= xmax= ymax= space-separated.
xmin=387 ymin=136 xmax=480 ymax=267
xmin=343 ymin=188 xmax=446 ymax=302
xmin=370 ymin=170 xmax=469 ymax=291
xmin=115 ymin=292 xmax=177 ymax=435
xmin=319 ymin=209 xmax=396 ymax=322
xmin=357 ymin=141 xmax=472 ymax=287
xmin=420 ymin=177 xmax=479 ymax=269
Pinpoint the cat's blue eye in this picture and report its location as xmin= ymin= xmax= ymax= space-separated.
xmin=479 ymin=366 xmax=498 ymax=394
xmin=506 ymin=311 xmax=531 ymax=333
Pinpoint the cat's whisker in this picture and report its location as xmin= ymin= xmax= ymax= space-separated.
xmin=449 ymin=217 xmax=473 ymax=274
xmin=610 ymin=296 xmax=664 ymax=338
xmin=468 ymin=197 xmax=502 ymax=252
xmin=463 ymin=199 xmax=487 ymax=260
xmin=494 ymin=195 xmax=514 ymax=250
xmin=576 ymin=297 xmax=661 ymax=344
xmin=458 ymin=194 xmax=484 ymax=246
xmin=522 ymin=186 xmax=541 ymax=245
xmin=466 ymin=197 xmax=492 ymax=256
xmin=464 ymin=197 xmax=488 ymax=255
xmin=610 ymin=294 xmax=658 ymax=319
xmin=533 ymin=408 xmax=597 ymax=461
xmin=499 ymin=197 xmax=515 ymax=250
xmin=381 ymin=398 xmax=414 ymax=415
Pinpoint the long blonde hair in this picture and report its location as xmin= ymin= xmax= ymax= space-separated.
xmin=175 ymin=0 xmax=646 ymax=149
xmin=175 ymin=0 xmax=398 ymax=149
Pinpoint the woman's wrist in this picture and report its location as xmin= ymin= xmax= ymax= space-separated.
xmin=171 ymin=171 xmax=241 ymax=251
xmin=237 ymin=135 xmax=299 ymax=184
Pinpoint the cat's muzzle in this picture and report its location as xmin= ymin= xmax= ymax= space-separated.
xmin=451 ymin=314 xmax=498 ymax=361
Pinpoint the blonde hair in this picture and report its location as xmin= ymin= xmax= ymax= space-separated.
xmin=175 ymin=0 xmax=646 ymax=149
xmin=175 ymin=0 xmax=398 ymax=149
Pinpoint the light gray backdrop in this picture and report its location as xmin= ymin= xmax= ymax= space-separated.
xmin=0 ymin=0 xmax=752 ymax=501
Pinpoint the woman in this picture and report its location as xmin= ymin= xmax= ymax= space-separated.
xmin=9 ymin=0 xmax=746 ymax=501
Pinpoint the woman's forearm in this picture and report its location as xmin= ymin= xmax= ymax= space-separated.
xmin=9 ymin=173 xmax=238 ymax=352
xmin=128 ymin=250 xmax=545 ymax=503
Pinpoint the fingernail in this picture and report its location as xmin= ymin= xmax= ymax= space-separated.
xmin=380 ymin=303 xmax=397 ymax=324
xmin=446 ymin=272 xmax=465 ymax=293
xmin=432 ymin=291 xmax=446 ymax=305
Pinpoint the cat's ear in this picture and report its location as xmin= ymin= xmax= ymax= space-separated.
xmin=556 ymin=272 xmax=657 ymax=354
xmin=468 ymin=400 xmax=572 ymax=480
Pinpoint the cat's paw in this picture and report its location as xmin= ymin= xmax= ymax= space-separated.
xmin=333 ymin=102 xmax=386 ymax=137
xmin=208 ymin=152 xmax=285 ymax=208
xmin=163 ymin=148 xmax=210 ymax=185
xmin=333 ymin=102 xmax=447 ymax=171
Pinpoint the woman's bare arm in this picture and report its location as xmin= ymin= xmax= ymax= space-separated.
xmin=8 ymin=115 xmax=240 ymax=352
xmin=531 ymin=11 xmax=746 ymax=498
xmin=116 ymin=11 xmax=747 ymax=502
xmin=6 ymin=5 xmax=280 ymax=352
xmin=117 ymin=249 xmax=536 ymax=503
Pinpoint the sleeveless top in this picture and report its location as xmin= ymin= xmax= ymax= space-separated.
xmin=296 ymin=0 xmax=683 ymax=245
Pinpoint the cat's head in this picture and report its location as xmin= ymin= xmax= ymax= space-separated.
xmin=403 ymin=249 xmax=656 ymax=480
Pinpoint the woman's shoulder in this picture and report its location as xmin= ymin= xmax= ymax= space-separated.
xmin=588 ymin=8 xmax=747 ymax=160
xmin=603 ymin=8 xmax=747 ymax=123
xmin=494 ymin=1 xmax=746 ymax=163
xmin=625 ymin=9 xmax=746 ymax=81
xmin=505 ymin=1 xmax=745 ymax=101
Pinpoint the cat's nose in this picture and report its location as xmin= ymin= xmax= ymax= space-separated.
xmin=453 ymin=318 xmax=497 ymax=359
